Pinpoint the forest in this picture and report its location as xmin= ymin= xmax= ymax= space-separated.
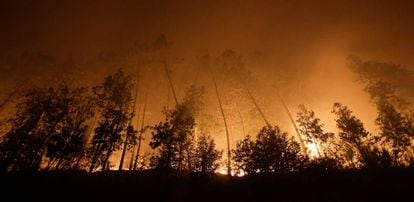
xmin=1 ymin=54 xmax=414 ymax=201
xmin=1 ymin=52 xmax=414 ymax=174
xmin=2 ymin=0 xmax=414 ymax=201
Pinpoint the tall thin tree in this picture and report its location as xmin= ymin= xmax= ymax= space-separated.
xmin=119 ymin=77 xmax=139 ymax=171
xmin=133 ymin=85 xmax=148 ymax=170
xmin=163 ymin=61 xmax=178 ymax=106
xmin=129 ymin=100 xmax=141 ymax=170
xmin=239 ymin=78 xmax=271 ymax=127
xmin=274 ymin=85 xmax=308 ymax=156
xmin=211 ymin=73 xmax=231 ymax=176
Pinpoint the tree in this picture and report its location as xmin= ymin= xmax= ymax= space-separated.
xmin=332 ymin=103 xmax=369 ymax=151
xmin=193 ymin=134 xmax=222 ymax=173
xmin=296 ymin=105 xmax=333 ymax=157
xmin=364 ymin=81 xmax=414 ymax=164
xmin=119 ymin=79 xmax=139 ymax=171
xmin=348 ymin=56 xmax=414 ymax=165
xmin=88 ymin=69 xmax=134 ymax=172
xmin=150 ymin=104 xmax=196 ymax=171
xmin=332 ymin=103 xmax=375 ymax=168
xmin=118 ymin=125 xmax=137 ymax=170
xmin=375 ymin=99 xmax=413 ymax=164
xmin=0 ymin=88 xmax=49 ymax=171
xmin=233 ymin=125 xmax=306 ymax=175
xmin=255 ymin=126 xmax=305 ymax=174
xmin=232 ymin=135 xmax=255 ymax=175
xmin=45 ymin=85 xmax=95 ymax=170
xmin=347 ymin=56 xmax=414 ymax=102
xmin=0 ymin=84 xmax=95 ymax=171
xmin=149 ymin=85 xmax=205 ymax=172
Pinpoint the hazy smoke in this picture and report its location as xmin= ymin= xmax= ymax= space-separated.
xmin=1 ymin=0 xmax=414 ymax=151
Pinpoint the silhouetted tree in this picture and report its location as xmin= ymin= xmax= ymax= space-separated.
xmin=45 ymin=85 xmax=95 ymax=170
xmin=88 ymin=69 xmax=134 ymax=172
xmin=365 ymin=81 xmax=414 ymax=164
xmin=348 ymin=57 xmax=414 ymax=165
xmin=211 ymin=74 xmax=232 ymax=175
xmin=193 ymin=134 xmax=222 ymax=173
xmin=0 ymin=84 xmax=95 ymax=171
xmin=149 ymin=85 xmax=204 ymax=171
xmin=332 ymin=103 xmax=375 ymax=168
xmin=375 ymin=98 xmax=413 ymax=164
xmin=233 ymin=126 xmax=306 ymax=175
xmin=232 ymin=135 xmax=255 ymax=175
xmin=359 ymin=146 xmax=393 ymax=169
xmin=150 ymin=104 xmax=195 ymax=171
xmin=118 ymin=125 xmax=137 ymax=170
xmin=296 ymin=105 xmax=333 ymax=157
xmin=133 ymin=88 xmax=148 ymax=171
xmin=348 ymin=56 xmax=414 ymax=102
xmin=255 ymin=126 xmax=305 ymax=174
xmin=0 ymin=88 xmax=49 ymax=171
xmin=307 ymin=157 xmax=342 ymax=172
xmin=119 ymin=79 xmax=139 ymax=171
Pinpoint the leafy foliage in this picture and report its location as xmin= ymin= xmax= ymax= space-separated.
xmin=192 ymin=134 xmax=222 ymax=173
xmin=0 ymin=84 xmax=95 ymax=171
xmin=233 ymin=125 xmax=306 ymax=175
xmin=2 ymin=56 xmax=414 ymax=175
xmin=45 ymin=86 xmax=95 ymax=170
xmin=88 ymin=69 xmax=134 ymax=172
xmin=296 ymin=104 xmax=333 ymax=156
xmin=150 ymin=104 xmax=196 ymax=171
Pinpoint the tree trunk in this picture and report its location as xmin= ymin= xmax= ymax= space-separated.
xmin=276 ymin=91 xmax=308 ymax=157
xmin=129 ymin=100 xmax=142 ymax=170
xmin=237 ymin=108 xmax=246 ymax=137
xmin=163 ymin=61 xmax=178 ymax=106
xmin=118 ymin=135 xmax=129 ymax=171
xmin=211 ymin=73 xmax=231 ymax=176
xmin=102 ymin=150 xmax=111 ymax=171
xmin=129 ymin=145 xmax=136 ymax=170
xmin=134 ymin=87 xmax=148 ymax=170
xmin=239 ymin=78 xmax=271 ymax=127
xmin=119 ymin=75 xmax=140 ymax=171
xmin=89 ymin=142 xmax=102 ymax=173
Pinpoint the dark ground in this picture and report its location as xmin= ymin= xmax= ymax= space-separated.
xmin=1 ymin=169 xmax=413 ymax=202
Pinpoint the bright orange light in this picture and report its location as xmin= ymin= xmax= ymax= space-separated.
xmin=307 ymin=142 xmax=319 ymax=158
xmin=215 ymin=166 xmax=245 ymax=177
xmin=216 ymin=166 xmax=228 ymax=175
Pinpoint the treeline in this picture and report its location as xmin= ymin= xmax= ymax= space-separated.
xmin=0 ymin=69 xmax=221 ymax=173
xmin=230 ymin=56 xmax=414 ymax=174
xmin=1 ymin=61 xmax=414 ymax=175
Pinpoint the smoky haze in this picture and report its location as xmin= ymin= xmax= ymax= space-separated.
xmin=1 ymin=0 xmax=414 ymax=154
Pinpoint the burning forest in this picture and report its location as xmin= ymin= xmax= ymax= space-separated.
xmin=1 ymin=0 xmax=414 ymax=201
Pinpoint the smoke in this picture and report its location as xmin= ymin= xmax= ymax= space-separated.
xmin=1 ymin=0 xmax=414 ymax=152
xmin=349 ymin=56 xmax=414 ymax=104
